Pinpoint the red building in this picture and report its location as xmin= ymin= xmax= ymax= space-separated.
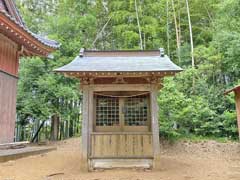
xmin=0 ymin=0 xmax=59 ymax=143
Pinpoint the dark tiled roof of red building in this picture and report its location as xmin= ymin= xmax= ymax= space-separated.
xmin=0 ymin=0 xmax=59 ymax=56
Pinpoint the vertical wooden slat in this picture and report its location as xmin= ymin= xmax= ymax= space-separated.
xmin=0 ymin=71 xmax=17 ymax=143
xmin=0 ymin=34 xmax=18 ymax=76
xmin=115 ymin=134 xmax=120 ymax=156
xmin=90 ymin=134 xmax=153 ymax=158
xmin=118 ymin=134 xmax=124 ymax=156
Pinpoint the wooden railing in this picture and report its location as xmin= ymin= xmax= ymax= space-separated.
xmin=90 ymin=132 xmax=153 ymax=158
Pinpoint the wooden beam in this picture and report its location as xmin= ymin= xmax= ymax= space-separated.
xmin=90 ymin=84 xmax=152 ymax=92
xmin=0 ymin=141 xmax=29 ymax=149
xmin=91 ymin=132 xmax=152 ymax=135
xmin=89 ymin=156 xmax=153 ymax=159
xmin=63 ymin=71 xmax=177 ymax=79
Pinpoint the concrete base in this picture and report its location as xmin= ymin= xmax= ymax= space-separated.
xmin=0 ymin=146 xmax=56 ymax=163
xmin=90 ymin=159 xmax=153 ymax=170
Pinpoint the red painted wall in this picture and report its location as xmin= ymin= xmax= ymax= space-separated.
xmin=0 ymin=34 xmax=18 ymax=143
xmin=0 ymin=71 xmax=17 ymax=143
xmin=0 ymin=34 xmax=18 ymax=76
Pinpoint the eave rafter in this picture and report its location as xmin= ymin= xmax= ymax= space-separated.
xmin=62 ymin=71 xmax=177 ymax=79
xmin=0 ymin=13 xmax=56 ymax=56
xmin=59 ymin=71 xmax=176 ymax=85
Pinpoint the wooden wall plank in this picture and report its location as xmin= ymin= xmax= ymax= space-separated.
xmin=0 ymin=71 xmax=17 ymax=143
xmin=90 ymin=134 xmax=153 ymax=158
xmin=90 ymin=84 xmax=151 ymax=92
xmin=0 ymin=34 xmax=18 ymax=76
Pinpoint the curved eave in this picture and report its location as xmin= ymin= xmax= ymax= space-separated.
xmin=0 ymin=10 xmax=60 ymax=57
xmin=54 ymin=54 xmax=183 ymax=78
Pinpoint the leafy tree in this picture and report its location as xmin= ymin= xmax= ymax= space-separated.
xmin=15 ymin=0 xmax=240 ymax=141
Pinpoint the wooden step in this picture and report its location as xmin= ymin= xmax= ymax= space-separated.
xmin=91 ymin=159 xmax=152 ymax=169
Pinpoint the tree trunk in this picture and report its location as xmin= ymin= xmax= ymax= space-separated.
xmin=92 ymin=16 xmax=112 ymax=48
xmin=50 ymin=115 xmax=59 ymax=141
xmin=135 ymin=0 xmax=143 ymax=50
xmin=178 ymin=0 xmax=181 ymax=61
xmin=186 ymin=0 xmax=194 ymax=68
xmin=171 ymin=0 xmax=180 ymax=62
xmin=166 ymin=0 xmax=170 ymax=55
xmin=60 ymin=121 xmax=64 ymax=140
xmin=69 ymin=116 xmax=74 ymax=137
xmin=65 ymin=120 xmax=69 ymax=138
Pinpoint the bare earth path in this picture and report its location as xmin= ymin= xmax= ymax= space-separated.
xmin=0 ymin=138 xmax=239 ymax=180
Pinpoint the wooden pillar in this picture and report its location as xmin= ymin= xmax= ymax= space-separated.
xmin=150 ymin=84 xmax=161 ymax=169
xmin=235 ymin=91 xmax=240 ymax=140
xmin=88 ymin=87 xmax=94 ymax=170
xmin=81 ymin=85 xmax=89 ymax=171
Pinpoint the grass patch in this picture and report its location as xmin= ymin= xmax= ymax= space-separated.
xmin=160 ymin=133 xmax=238 ymax=143
xmin=177 ymin=134 xmax=237 ymax=143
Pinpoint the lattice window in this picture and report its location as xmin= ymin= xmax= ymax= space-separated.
xmin=96 ymin=95 xmax=119 ymax=126
xmin=124 ymin=95 xmax=148 ymax=126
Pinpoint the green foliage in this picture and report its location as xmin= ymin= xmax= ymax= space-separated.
xmin=15 ymin=0 xmax=240 ymax=140
xmin=158 ymin=69 xmax=238 ymax=140
xmin=17 ymin=57 xmax=81 ymax=122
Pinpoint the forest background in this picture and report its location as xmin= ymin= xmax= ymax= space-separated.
xmin=15 ymin=0 xmax=240 ymax=141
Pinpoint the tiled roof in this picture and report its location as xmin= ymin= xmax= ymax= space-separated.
xmin=0 ymin=9 xmax=60 ymax=49
xmin=0 ymin=0 xmax=60 ymax=49
xmin=55 ymin=50 xmax=182 ymax=73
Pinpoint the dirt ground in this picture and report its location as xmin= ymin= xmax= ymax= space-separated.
xmin=0 ymin=138 xmax=240 ymax=180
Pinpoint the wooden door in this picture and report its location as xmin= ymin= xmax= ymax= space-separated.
xmin=94 ymin=93 xmax=151 ymax=132
xmin=90 ymin=92 xmax=153 ymax=159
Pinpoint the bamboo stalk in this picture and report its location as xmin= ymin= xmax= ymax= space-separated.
xmin=171 ymin=0 xmax=180 ymax=62
xmin=135 ymin=0 xmax=143 ymax=50
xmin=186 ymin=0 xmax=194 ymax=68
xmin=166 ymin=0 xmax=170 ymax=55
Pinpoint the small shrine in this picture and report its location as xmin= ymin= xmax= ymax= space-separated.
xmin=56 ymin=48 xmax=182 ymax=170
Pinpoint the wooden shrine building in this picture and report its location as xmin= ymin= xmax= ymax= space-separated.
xmin=55 ymin=48 xmax=182 ymax=170
xmin=0 ymin=0 xmax=59 ymax=143
xmin=224 ymin=85 xmax=240 ymax=139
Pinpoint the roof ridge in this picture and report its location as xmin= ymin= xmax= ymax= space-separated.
xmin=2 ymin=0 xmax=24 ymax=25
xmin=84 ymin=50 xmax=161 ymax=57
